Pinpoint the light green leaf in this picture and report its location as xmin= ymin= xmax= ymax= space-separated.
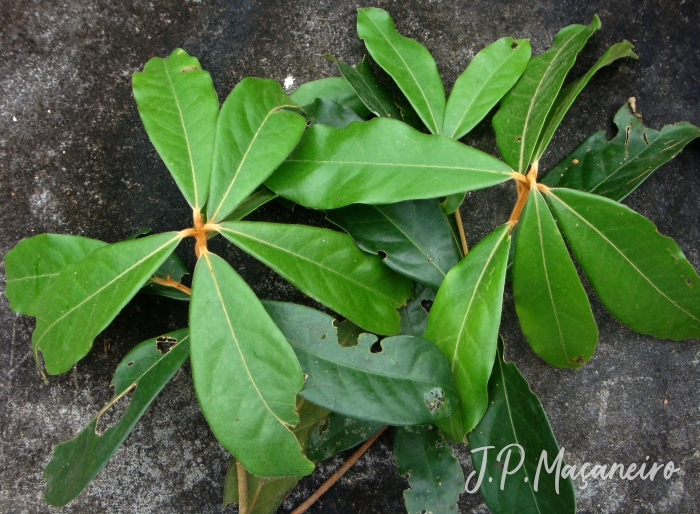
xmin=132 ymin=48 xmax=219 ymax=209
xmin=493 ymin=16 xmax=601 ymax=173
xmin=533 ymin=40 xmax=638 ymax=160
xmin=220 ymin=186 xmax=278 ymax=223
xmin=357 ymin=8 xmax=445 ymax=134
xmin=302 ymin=97 xmax=364 ymax=128
xmin=395 ymin=425 xmax=464 ymax=514
xmin=546 ymin=188 xmax=700 ymax=340
xmin=290 ymin=76 xmax=371 ymax=118
xmin=4 ymin=234 xmax=106 ymax=316
xmin=399 ymin=284 xmax=436 ymax=338
xmin=264 ymin=301 xmax=458 ymax=426
xmin=219 ymin=221 xmax=412 ymax=335
xmin=306 ymin=413 xmax=384 ymax=462
xmin=513 ymin=189 xmax=598 ymax=368
xmin=444 ymin=38 xmax=531 ymax=140
xmin=33 ymin=232 xmax=182 ymax=375
xmin=469 ymin=337 xmax=576 ymax=513
xmin=223 ymin=397 xmax=329 ymax=513
xmin=267 ymin=117 xmax=514 ymax=209
xmin=424 ymin=224 xmax=511 ymax=441
xmin=44 ymin=330 xmax=189 ymax=507
xmin=542 ymin=101 xmax=700 ymax=200
xmin=327 ymin=199 xmax=461 ymax=290
xmin=207 ymin=78 xmax=306 ymax=223
xmin=189 ymin=252 xmax=313 ymax=477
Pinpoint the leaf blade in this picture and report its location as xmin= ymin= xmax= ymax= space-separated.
xmin=290 ymin=76 xmax=371 ymax=118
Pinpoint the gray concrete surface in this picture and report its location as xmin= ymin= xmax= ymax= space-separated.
xmin=1 ymin=0 xmax=698 ymax=512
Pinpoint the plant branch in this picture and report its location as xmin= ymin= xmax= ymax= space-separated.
xmin=291 ymin=426 xmax=388 ymax=514
xmin=454 ymin=208 xmax=469 ymax=255
xmin=150 ymin=276 xmax=192 ymax=295
xmin=237 ymin=460 xmax=249 ymax=514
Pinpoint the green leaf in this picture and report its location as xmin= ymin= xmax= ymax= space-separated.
xmin=443 ymin=38 xmax=531 ymax=140
xmin=513 ymin=189 xmax=598 ymax=368
xmin=440 ymin=192 xmax=466 ymax=215
xmin=399 ymin=283 xmax=436 ymax=337
xmin=220 ymin=186 xmax=278 ymax=223
xmin=132 ymin=48 xmax=219 ymax=209
xmin=44 ymin=329 xmax=189 ymax=507
xmin=4 ymin=234 xmax=106 ymax=316
xmin=335 ymin=319 xmax=364 ymax=347
xmin=302 ymin=97 xmax=364 ymax=128
xmin=357 ymin=8 xmax=445 ymax=134
xmin=190 ymin=252 xmax=313 ymax=477
xmin=306 ymin=413 xmax=384 ymax=462
xmin=394 ymin=425 xmax=464 ymax=514
xmin=493 ymin=16 xmax=601 ymax=173
xmin=533 ymin=41 xmax=638 ymax=161
xmin=546 ymin=188 xmax=700 ymax=340
xmin=290 ymin=76 xmax=371 ymax=118
xmin=33 ymin=232 xmax=182 ymax=375
xmin=206 ymin=78 xmax=306 ymax=223
xmin=325 ymin=54 xmax=403 ymax=120
xmin=223 ymin=398 xmax=329 ymax=513
xmin=327 ymin=199 xmax=462 ymax=290
xmin=219 ymin=221 xmax=412 ymax=335
xmin=267 ymin=117 xmax=514 ymax=209
xmin=468 ymin=337 xmax=576 ymax=513
xmin=542 ymin=101 xmax=700 ymax=201
xmin=141 ymin=250 xmax=190 ymax=301
xmin=424 ymin=224 xmax=511 ymax=441
xmin=264 ymin=301 xmax=458 ymax=426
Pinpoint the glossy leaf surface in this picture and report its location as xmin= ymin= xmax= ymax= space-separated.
xmin=44 ymin=330 xmax=189 ymax=507
xmin=469 ymin=338 xmax=576 ymax=513
xmin=219 ymin=221 xmax=412 ymax=335
xmin=33 ymin=232 xmax=181 ymax=374
xmin=264 ymin=301 xmax=458 ymax=425
xmin=357 ymin=8 xmax=445 ymax=134
xmin=4 ymin=234 xmax=106 ymax=316
xmin=395 ymin=425 xmax=464 ymax=514
xmin=424 ymin=224 xmax=511 ymax=441
xmin=542 ymin=101 xmax=700 ymax=200
xmin=443 ymin=38 xmax=531 ymax=140
xmin=493 ymin=17 xmax=600 ymax=172
xmin=533 ymin=41 xmax=637 ymax=160
xmin=547 ymin=188 xmax=700 ymax=340
xmin=302 ymin=97 xmax=364 ymax=128
xmin=190 ymin=252 xmax=312 ymax=477
xmin=307 ymin=413 xmax=384 ymax=462
xmin=220 ymin=186 xmax=278 ymax=223
xmin=290 ymin=76 xmax=371 ymax=118
xmin=267 ymin=117 xmax=514 ymax=209
xmin=207 ymin=78 xmax=306 ymax=222
xmin=513 ymin=189 xmax=597 ymax=368
xmin=399 ymin=284 xmax=436 ymax=338
xmin=132 ymin=49 xmax=218 ymax=209
xmin=327 ymin=199 xmax=461 ymax=290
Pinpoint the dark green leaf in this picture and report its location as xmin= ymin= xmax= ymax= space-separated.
xmin=533 ymin=41 xmax=638 ymax=161
xmin=443 ymin=38 xmax=531 ymax=140
xmin=468 ymin=337 xmax=576 ymax=513
xmin=33 ymin=232 xmax=182 ymax=374
xmin=290 ymin=76 xmax=371 ymax=118
xmin=302 ymin=97 xmax=364 ymax=128
xmin=264 ymin=301 xmax=458 ymax=426
xmin=190 ymin=252 xmax=313 ymax=477
xmin=327 ymin=199 xmax=461 ymax=290
xmin=207 ymin=78 xmax=306 ymax=223
xmin=357 ymin=8 xmax=445 ymax=134
xmin=220 ymin=186 xmax=278 ymax=223
xmin=267 ymin=117 xmax=514 ymax=209
xmin=335 ymin=319 xmax=364 ymax=347
xmin=513 ymin=189 xmax=597 ymax=368
xmin=542 ymin=101 xmax=700 ymax=200
xmin=219 ymin=221 xmax=412 ymax=335
xmin=132 ymin=49 xmax=218 ymax=209
xmin=546 ymin=188 xmax=700 ymax=340
xmin=307 ymin=413 xmax=384 ymax=462
xmin=223 ymin=398 xmax=329 ymax=513
xmin=395 ymin=425 xmax=464 ymax=514
xmin=424 ymin=224 xmax=511 ymax=441
xmin=4 ymin=234 xmax=106 ymax=316
xmin=399 ymin=283 xmax=436 ymax=337
xmin=141 ymin=250 xmax=190 ymax=301
xmin=493 ymin=17 xmax=600 ymax=173
xmin=44 ymin=329 xmax=189 ymax=507
xmin=325 ymin=54 xmax=403 ymax=120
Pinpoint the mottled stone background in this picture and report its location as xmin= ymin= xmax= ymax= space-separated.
xmin=1 ymin=0 xmax=698 ymax=512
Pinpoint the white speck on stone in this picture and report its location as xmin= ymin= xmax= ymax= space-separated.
xmin=284 ymin=76 xmax=295 ymax=90
xmin=12 ymin=116 xmax=17 ymax=122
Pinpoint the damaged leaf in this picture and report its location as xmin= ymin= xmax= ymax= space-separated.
xmin=307 ymin=413 xmax=384 ymax=462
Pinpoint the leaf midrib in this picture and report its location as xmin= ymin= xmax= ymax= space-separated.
xmin=286 ymin=159 xmax=512 ymax=175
